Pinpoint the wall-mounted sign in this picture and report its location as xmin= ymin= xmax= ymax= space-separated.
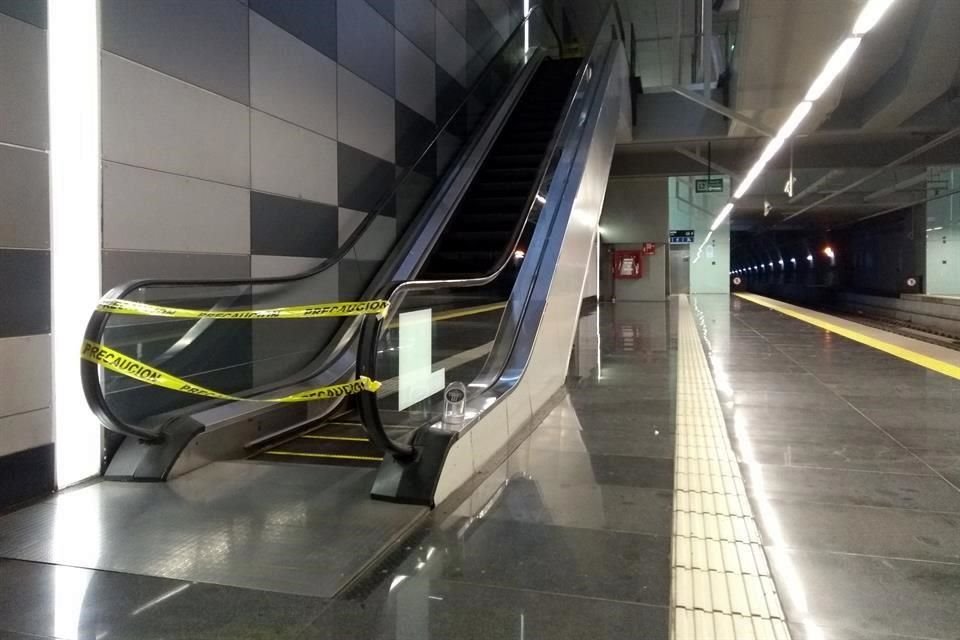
xmin=640 ymin=242 xmax=657 ymax=256
xmin=695 ymin=178 xmax=724 ymax=193
xmin=613 ymin=250 xmax=643 ymax=279
xmin=669 ymin=230 xmax=695 ymax=244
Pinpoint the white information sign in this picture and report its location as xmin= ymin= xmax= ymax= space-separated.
xmin=398 ymin=309 xmax=446 ymax=410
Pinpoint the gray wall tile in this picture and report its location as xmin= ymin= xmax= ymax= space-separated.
xmin=0 ymin=249 xmax=48 ymax=338
xmin=101 ymin=251 xmax=250 ymax=292
xmin=102 ymin=53 xmax=251 ymax=187
xmin=0 ymin=13 xmax=47 ymax=149
xmin=251 ymin=255 xmax=327 ymax=278
xmin=0 ymin=335 xmax=50 ymax=418
xmin=396 ymin=101 xmax=437 ymax=169
xmin=436 ymin=10 xmax=468 ymax=86
xmin=436 ymin=0 xmax=468 ymax=36
xmin=101 ymin=0 xmax=250 ymax=104
xmin=0 ymin=409 xmax=52 ymax=457
xmin=251 ymin=111 xmax=338 ymax=204
xmin=353 ymin=215 xmax=397 ymax=261
xmin=337 ymin=67 xmax=396 ymax=163
xmin=0 ymin=0 xmax=46 ymax=28
xmin=338 ymin=208 xmax=367 ymax=246
xmin=337 ymin=0 xmax=395 ymax=96
xmin=250 ymin=191 xmax=339 ymax=258
xmin=396 ymin=32 xmax=437 ymax=123
xmin=250 ymin=12 xmax=337 ymax=138
xmin=0 ymin=145 xmax=48 ymax=249
xmin=249 ymin=0 xmax=336 ymax=61
xmin=365 ymin=0 xmax=393 ymax=24
xmin=466 ymin=0 xmax=499 ymax=53
xmin=476 ymin=0 xmax=514 ymax=40
xmin=102 ymin=162 xmax=250 ymax=254
xmin=395 ymin=0 xmax=435 ymax=59
xmin=337 ymin=143 xmax=396 ymax=214
xmin=338 ymin=258 xmax=381 ymax=300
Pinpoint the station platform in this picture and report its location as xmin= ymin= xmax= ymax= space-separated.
xmin=1 ymin=294 xmax=959 ymax=639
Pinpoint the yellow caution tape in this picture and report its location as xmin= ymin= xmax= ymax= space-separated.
xmin=81 ymin=340 xmax=381 ymax=402
xmin=97 ymin=298 xmax=389 ymax=320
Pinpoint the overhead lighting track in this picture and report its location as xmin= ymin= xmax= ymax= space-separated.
xmin=694 ymin=0 xmax=899 ymax=256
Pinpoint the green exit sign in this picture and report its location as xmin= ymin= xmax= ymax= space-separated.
xmin=695 ymin=178 xmax=724 ymax=193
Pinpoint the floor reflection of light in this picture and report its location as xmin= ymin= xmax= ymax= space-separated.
xmin=130 ymin=584 xmax=191 ymax=616
xmin=52 ymin=491 xmax=101 ymax=639
xmin=735 ymin=412 xmax=824 ymax=640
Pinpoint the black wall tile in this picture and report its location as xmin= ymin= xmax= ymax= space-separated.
xmin=0 ymin=0 xmax=46 ymax=28
xmin=364 ymin=0 xmax=393 ymax=24
xmin=0 ymin=249 xmax=49 ymax=338
xmin=0 ymin=444 xmax=54 ymax=511
xmin=337 ymin=144 xmax=397 ymax=215
xmin=465 ymin=0 xmax=498 ymax=54
xmin=101 ymin=0 xmax=250 ymax=104
xmin=338 ymin=258 xmax=381 ymax=301
xmin=250 ymin=0 xmax=337 ymax=61
xmin=251 ymin=192 xmax=339 ymax=258
xmin=436 ymin=65 xmax=468 ymax=137
xmin=395 ymin=102 xmax=437 ymax=173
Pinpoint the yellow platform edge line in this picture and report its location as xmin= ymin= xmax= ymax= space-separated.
xmin=263 ymin=451 xmax=382 ymax=461
xmin=301 ymin=435 xmax=369 ymax=442
xmin=735 ymin=293 xmax=960 ymax=382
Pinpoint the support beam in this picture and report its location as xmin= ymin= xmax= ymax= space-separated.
xmin=782 ymin=127 xmax=960 ymax=221
xmin=674 ymin=146 xmax=741 ymax=180
xmin=863 ymin=171 xmax=928 ymax=202
xmin=669 ymin=86 xmax=775 ymax=137
xmin=788 ymin=169 xmax=845 ymax=204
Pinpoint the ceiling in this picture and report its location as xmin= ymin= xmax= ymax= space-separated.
xmin=612 ymin=0 xmax=960 ymax=232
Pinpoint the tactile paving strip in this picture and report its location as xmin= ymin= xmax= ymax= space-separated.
xmin=671 ymin=296 xmax=792 ymax=639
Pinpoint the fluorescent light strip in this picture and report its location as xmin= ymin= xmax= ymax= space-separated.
xmin=49 ymin=0 xmax=102 ymax=488
xmin=804 ymin=37 xmax=862 ymax=101
xmin=853 ymin=0 xmax=897 ymax=35
xmin=718 ymin=2 xmax=894 ymax=231
xmin=711 ymin=203 xmax=735 ymax=231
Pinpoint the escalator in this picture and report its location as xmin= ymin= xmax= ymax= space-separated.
xmin=81 ymin=2 xmax=630 ymax=511
xmin=250 ymin=58 xmax=582 ymax=469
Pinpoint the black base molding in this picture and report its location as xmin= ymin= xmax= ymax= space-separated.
xmin=0 ymin=444 xmax=55 ymax=511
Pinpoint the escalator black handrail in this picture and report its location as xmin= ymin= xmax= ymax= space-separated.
xmin=82 ymin=6 xmax=563 ymax=444
xmin=356 ymin=42 xmax=599 ymax=461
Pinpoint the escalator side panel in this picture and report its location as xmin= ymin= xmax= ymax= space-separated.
xmin=425 ymin=45 xmax=630 ymax=507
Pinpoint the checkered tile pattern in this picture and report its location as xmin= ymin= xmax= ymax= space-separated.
xmin=99 ymin=0 xmax=524 ymax=299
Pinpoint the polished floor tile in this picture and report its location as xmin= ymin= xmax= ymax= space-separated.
xmin=765 ymin=499 xmax=960 ymax=563
xmin=299 ymin=579 xmax=668 ymax=640
xmin=0 ymin=462 xmax=425 ymax=598
xmin=486 ymin=481 xmax=673 ymax=536
xmin=769 ymin=548 xmax=960 ymax=640
xmin=742 ymin=439 xmax=933 ymax=474
xmin=526 ymin=424 xmax=676 ymax=459
xmin=0 ymin=558 xmax=328 ymax=640
xmin=429 ymin=518 xmax=671 ymax=605
xmin=741 ymin=463 xmax=960 ymax=512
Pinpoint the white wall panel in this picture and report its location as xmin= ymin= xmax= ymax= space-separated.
xmin=102 ymin=162 xmax=250 ymax=254
xmin=337 ymin=68 xmax=396 ymax=163
xmin=0 ymin=409 xmax=52 ymax=456
xmin=101 ymin=53 xmax=250 ymax=187
xmin=251 ymin=111 xmax=338 ymax=204
xmin=250 ymin=13 xmax=337 ymax=138
xmin=0 ymin=335 xmax=51 ymax=418
xmin=0 ymin=13 xmax=47 ymax=149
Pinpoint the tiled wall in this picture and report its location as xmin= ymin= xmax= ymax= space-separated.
xmin=100 ymin=0 xmax=523 ymax=297
xmin=0 ymin=1 xmax=54 ymax=508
